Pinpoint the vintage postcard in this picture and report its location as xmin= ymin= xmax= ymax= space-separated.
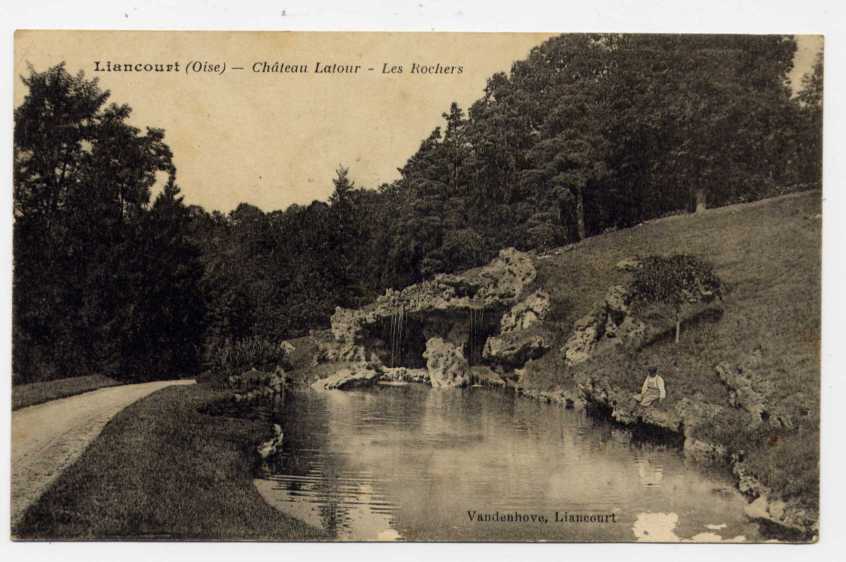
xmin=10 ymin=30 xmax=822 ymax=542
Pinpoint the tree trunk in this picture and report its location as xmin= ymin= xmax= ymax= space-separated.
xmin=575 ymin=185 xmax=586 ymax=241
xmin=675 ymin=317 xmax=681 ymax=344
xmin=694 ymin=187 xmax=707 ymax=214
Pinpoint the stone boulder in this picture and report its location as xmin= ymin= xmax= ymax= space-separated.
xmin=715 ymin=361 xmax=769 ymax=425
xmin=475 ymin=247 xmax=537 ymax=304
xmin=744 ymin=494 xmax=813 ymax=537
xmin=310 ymin=362 xmax=381 ymax=390
xmin=423 ymin=337 xmax=471 ymax=388
xmin=483 ymin=331 xmax=550 ymax=368
xmin=499 ymin=291 xmax=551 ymax=333
xmin=561 ymin=305 xmax=605 ymax=366
xmin=318 ymin=339 xmax=369 ymax=363
xmin=715 ymin=356 xmax=799 ymax=430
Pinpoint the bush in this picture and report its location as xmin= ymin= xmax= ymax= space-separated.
xmin=629 ymin=254 xmax=723 ymax=343
xmin=202 ymin=337 xmax=290 ymax=382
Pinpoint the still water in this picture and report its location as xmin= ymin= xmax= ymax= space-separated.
xmin=254 ymin=383 xmax=762 ymax=541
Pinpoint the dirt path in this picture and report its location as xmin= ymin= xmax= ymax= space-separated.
xmin=11 ymin=379 xmax=195 ymax=527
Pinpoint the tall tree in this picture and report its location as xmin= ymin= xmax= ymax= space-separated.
xmin=795 ymin=50 xmax=823 ymax=186
xmin=13 ymin=63 xmax=194 ymax=381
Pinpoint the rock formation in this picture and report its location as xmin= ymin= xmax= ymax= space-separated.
xmin=499 ymin=290 xmax=550 ymax=332
xmin=310 ymin=362 xmax=382 ymax=390
xmin=482 ymin=290 xmax=552 ymax=368
xmin=483 ymin=332 xmax=549 ymax=368
xmin=562 ymin=284 xmax=647 ymax=366
xmin=715 ymin=354 xmax=799 ymax=431
xmin=423 ymin=338 xmax=471 ymax=388
xmin=319 ymin=247 xmax=539 ymax=380
xmin=562 ymin=275 xmax=723 ymax=367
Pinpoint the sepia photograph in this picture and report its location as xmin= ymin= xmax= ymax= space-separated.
xmin=9 ymin=28 xmax=823 ymax=544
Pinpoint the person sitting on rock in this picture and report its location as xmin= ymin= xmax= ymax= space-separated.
xmin=638 ymin=366 xmax=666 ymax=407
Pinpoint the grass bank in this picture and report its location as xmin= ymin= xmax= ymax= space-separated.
xmin=522 ymin=191 xmax=821 ymax=524
xmin=12 ymin=374 xmax=122 ymax=410
xmin=13 ymin=384 xmax=326 ymax=540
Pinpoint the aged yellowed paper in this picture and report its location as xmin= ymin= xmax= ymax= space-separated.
xmin=12 ymin=30 xmax=822 ymax=542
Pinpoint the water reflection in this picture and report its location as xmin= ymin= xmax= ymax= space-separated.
xmin=254 ymin=385 xmax=761 ymax=541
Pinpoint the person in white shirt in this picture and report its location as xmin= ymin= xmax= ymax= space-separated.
xmin=638 ymin=366 xmax=666 ymax=407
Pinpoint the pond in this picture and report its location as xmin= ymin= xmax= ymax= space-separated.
xmin=254 ymin=383 xmax=762 ymax=542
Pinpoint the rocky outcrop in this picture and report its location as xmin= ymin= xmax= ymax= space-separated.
xmin=318 ymin=339 xmax=369 ymax=363
xmin=715 ymin=355 xmax=799 ymax=431
xmin=514 ymin=385 xmax=586 ymax=410
xmin=328 ymin=248 xmax=536 ymax=365
xmin=473 ymin=247 xmax=538 ymax=303
xmin=576 ymin=373 xmax=728 ymax=437
xmin=743 ymin=493 xmax=815 ymax=538
xmin=310 ymin=362 xmax=382 ymax=390
xmin=482 ymin=290 xmax=551 ymax=368
xmin=423 ymin=338 xmax=471 ymax=388
xmin=715 ymin=361 xmax=769 ymax=425
xmin=562 ymin=280 xmax=723 ymax=367
xmin=499 ymin=290 xmax=550 ymax=332
xmin=562 ymin=284 xmax=647 ymax=366
xmin=483 ymin=331 xmax=550 ymax=368
xmin=573 ymin=369 xmax=817 ymax=539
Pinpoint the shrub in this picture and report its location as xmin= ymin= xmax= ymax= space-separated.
xmin=629 ymin=254 xmax=723 ymax=343
xmin=203 ymin=336 xmax=290 ymax=382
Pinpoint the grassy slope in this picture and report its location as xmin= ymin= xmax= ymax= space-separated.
xmin=12 ymin=375 xmax=122 ymax=410
xmin=14 ymin=384 xmax=326 ymax=540
xmin=526 ymin=191 xmax=821 ymax=509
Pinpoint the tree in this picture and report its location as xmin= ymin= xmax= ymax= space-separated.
xmin=13 ymin=63 xmax=195 ymax=381
xmin=600 ymin=35 xmax=798 ymax=215
xmin=629 ymin=255 xmax=723 ymax=343
xmin=795 ymin=50 xmax=823 ymax=186
xmin=123 ymin=179 xmax=207 ymax=375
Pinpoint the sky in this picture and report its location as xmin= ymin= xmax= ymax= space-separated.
xmin=14 ymin=32 xmax=823 ymax=213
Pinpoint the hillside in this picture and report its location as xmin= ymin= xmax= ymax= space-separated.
xmin=521 ymin=190 xmax=821 ymax=534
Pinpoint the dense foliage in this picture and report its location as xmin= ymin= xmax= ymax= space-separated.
xmin=13 ymin=35 xmax=823 ymax=382
xmin=13 ymin=65 xmax=205 ymax=382
xmin=629 ymin=255 xmax=724 ymax=342
xmin=203 ymin=336 xmax=290 ymax=382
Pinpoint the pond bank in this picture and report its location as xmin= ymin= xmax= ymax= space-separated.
xmin=510 ymin=377 xmax=816 ymax=541
xmin=249 ymin=382 xmax=762 ymax=541
xmin=277 ymin=339 xmax=815 ymax=540
xmin=14 ymin=384 xmax=326 ymax=540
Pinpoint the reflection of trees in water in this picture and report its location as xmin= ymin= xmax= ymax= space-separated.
xmin=267 ymin=391 xmax=350 ymax=535
xmin=271 ymin=388 xmax=424 ymax=537
xmin=261 ymin=386 xmax=759 ymax=540
xmin=314 ymin=461 xmax=348 ymax=536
